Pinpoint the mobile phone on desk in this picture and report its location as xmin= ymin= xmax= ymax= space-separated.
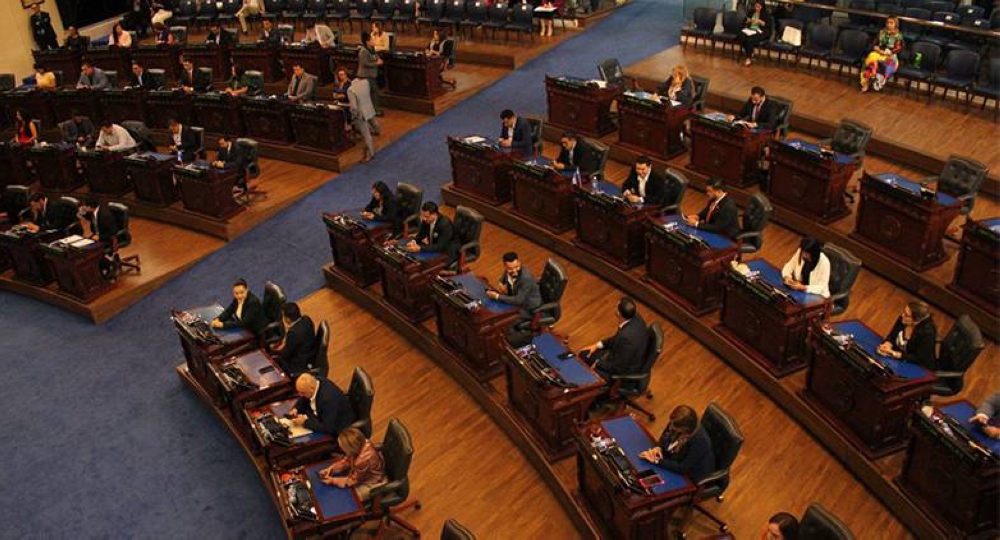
xmin=557 ymin=351 xmax=575 ymax=360
xmin=259 ymin=366 xmax=275 ymax=375
xmin=637 ymin=469 xmax=664 ymax=488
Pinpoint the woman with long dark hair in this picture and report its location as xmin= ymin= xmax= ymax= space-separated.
xmin=361 ymin=181 xmax=399 ymax=224
xmin=781 ymin=237 xmax=831 ymax=297
xmin=878 ymin=301 xmax=938 ymax=369
xmin=13 ymin=109 xmax=38 ymax=146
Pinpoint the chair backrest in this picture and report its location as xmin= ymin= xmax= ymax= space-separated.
xmin=936 ymin=155 xmax=987 ymax=214
xmin=452 ymin=205 xmax=483 ymax=260
xmin=691 ymin=75 xmax=709 ymax=112
xmin=398 ymin=0 xmax=417 ymax=16
xmin=721 ymin=9 xmax=746 ymax=33
xmin=223 ymin=0 xmax=243 ymax=14
xmin=957 ymin=4 xmax=984 ymax=19
xmin=377 ymin=0 xmax=397 ymax=14
xmin=809 ymin=23 xmax=838 ymax=48
xmin=523 ymin=114 xmax=543 ymax=155
xmin=313 ymin=319 xmax=330 ymax=374
xmin=50 ymin=197 xmax=81 ymax=233
xmin=822 ymin=243 xmax=862 ymax=314
xmin=245 ymin=70 xmax=264 ymax=96
xmin=838 ymin=29 xmax=871 ymax=55
xmin=441 ymin=519 xmax=478 ymax=540
xmin=831 ymin=119 xmax=873 ymax=156
xmin=699 ymin=402 xmax=744 ymax=493
xmin=512 ymin=2 xmax=533 ymax=23
xmin=769 ymin=96 xmax=793 ymax=137
xmin=235 ymin=138 xmax=261 ymax=178
xmin=277 ymin=24 xmax=295 ymax=41
xmin=582 ymin=137 xmax=609 ymax=177
xmin=597 ymin=58 xmax=626 ymax=86
xmin=381 ymin=418 xmax=414 ymax=504
xmin=2 ymin=185 xmax=30 ymax=223
xmin=105 ymin=70 xmax=120 ymax=88
xmin=147 ymin=69 xmax=166 ymax=90
xmin=121 ymin=121 xmax=156 ymax=151
xmin=488 ymin=2 xmax=508 ymax=21
xmin=307 ymin=0 xmax=326 ymax=11
xmin=926 ymin=0 xmax=954 ymax=13
xmin=987 ymin=58 xmax=1000 ymax=88
xmin=180 ymin=0 xmax=199 ymax=15
xmin=537 ymin=258 xmax=568 ymax=320
xmin=190 ymin=126 xmax=206 ymax=155
xmin=800 ymin=503 xmax=856 ymax=540
xmin=262 ymin=279 xmax=286 ymax=324
xmin=107 ymin=202 xmax=131 ymax=248
xmin=0 ymin=73 xmax=15 ymax=91
xmin=662 ymin=168 xmax=688 ymax=213
xmin=348 ymin=366 xmax=375 ymax=437
xmin=423 ymin=0 xmax=446 ymax=17
xmin=264 ymin=0 xmax=285 ymax=11
xmin=200 ymin=1 xmax=218 ymax=15
xmin=197 ymin=67 xmax=213 ymax=85
xmin=692 ymin=7 xmax=718 ymax=30
xmin=938 ymin=315 xmax=984 ymax=372
xmin=170 ymin=26 xmax=189 ymax=44
xmin=907 ymin=40 xmax=941 ymax=71
xmin=444 ymin=0 xmax=466 ymax=17
xmin=285 ymin=0 xmax=307 ymax=12
xmin=396 ymin=182 xmax=424 ymax=231
xmin=628 ymin=322 xmax=663 ymax=389
xmin=51 ymin=70 xmax=64 ymax=88
xmin=441 ymin=39 xmax=456 ymax=68
xmin=741 ymin=192 xmax=773 ymax=250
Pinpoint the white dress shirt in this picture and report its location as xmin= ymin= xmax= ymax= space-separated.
xmin=781 ymin=249 xmax=831 ymax=298
xmin=96 ymin=124 xmax=137 ymax=151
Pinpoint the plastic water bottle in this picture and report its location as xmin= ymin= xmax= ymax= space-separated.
xmin=913 ymin=52 xmax=923 ymax=69
xmin=176 ymin=150 xmax=182 ymax=163
xmin=572 ymin=167 xmax=581 ymax=186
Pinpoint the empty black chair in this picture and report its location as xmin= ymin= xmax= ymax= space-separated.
xmin=689 ymin=75 xmax=709 ymax=112
xmin=308 ymin=319 xmax=330 ymax=375
xmin=481 ymin=1 xmax=508 ymax=40
xmin=895 ymin=41 xmax=941 ymax=94
xmin=662 ymin=168 xmax=688 ymax=214
xmin=523 ymin=114 xmax=544 ymax=156
xmin=439 ymin=38 xmax=457 ymax=87
xmin=107 ymin=203 xmax=141 ymax=275
xmin=169 ymin=25 xmax=189 ymax=44
xmin=189 ymin=126 xmax=206 ymax=159
xmin=737 ymin=193 xmax=772 ymax=255
xmin=438 ymin=0 xmax=467 ymax=33
xmin=347 ymin=366 xmax=375 ymax=437
xmin=1 ymin=185 xmax=30 ymax=225
xmin=302 ymin=0 xmax=327 ymax=24
xmin=367 ymin=419 xmax=421 ymax=537
xmin=282 ymin=0 xmax=308 ymax=25
xmin=104 ymin=70 xmax=120 ymax=89
xmin=607 ymin=322 xmax=663 ymax=422
xmin=371 ymin=0 xmax=397 ymax=25
xmin=245 ymin=70 xmax=264 ymax=96
xmin=516 ymin=258 xmax=568 ymax=332
xmin=799 ymin=24 xmax=838 ymax=69
xmin=817 ymin=119 xmax=874 ymax=164
xmin=932 ymin=315 xmax=984 ymax=396
xmin=828 ymin=29 xmax=871 ymax=77
xmin=417 ymin=0 xmax=446 ymax=30
xmin=761 ymin=19 xmax=804 ymax=65
xmin=50 ymin=197 xmax=83 ymax=236
xmin=933 ymin=49 xmax=980 ymax=101
xmin=196 ymin=67 xmax=214 ymax=90
xmin=925 ymin=0 xmax=954 ymax=13
xmin=459 ymin=0 xmax=488 ymax=38
xmin=172 ymin=0 xmax=199 ymax=26
xmin=947 ymin=16 xmax=990 ymax=52
xmin=683 ymin=403 xmax=744 ymax=536
xmin=262 ymin=0 xmax=285 ymax=22
xmin=899 ymin=7 xmax=931 ymax=41
xmin=822 ymin=243 xmax=862 ymax=315
xmin=234 ymin=138 xmax=265 ymax=203
xmin=682 ymin=7 xmax=719 ymax=49
xmin=713 ymin=9 xmax=746 ymax=57
xmin=841 ymin=1 xmax=876 ymax=33
xmin=260 ymin=279 xmax=287 ymax=344
xmin=0 ymin=73 xmax=15 ymax=91
xmin=328 ymin=0 xmax=351 ymax=27
xmin=584 ymin=138 xmax=610 ymax=180
xmin=924 ymin=155 xmax=987 ymax=216
xmin=276 ymin=23 xmax=295 ymax=41
xmin=217 ymin=0 xmax=242 ymax=25
xmin=195 ymin=1 xmax=219 ymax=27
xmin=350 ymin=0 xmax=376 ymax=29
xmin=146 ymin=68 xmax=166 ymax=90
xmin=919 ymin=11 xmax=959 ymax=48
xmin=597 ymin=58 xmax=638 ymax=89
xmin=505 ymin=2 xmax=534 ymax=41
xmin=800 ymin=503 xmax=856 ymax=540
xmin=392 ymin=0 xmax=418 ymax=32
xmin=441 ymin=519 xmax=477 ymax=540
xmin=121 ymin=121 xmax=156 ymax=152
xmin=396 ymin=182 xmax=424 ymax=236
xmin=970 ymin=57 xmax=1000 ymax=110
xmin=957 ymin=4 xmax=985 ymax=19
xmin=769 ymin=96 xmax=793 ymax=138
xmin=450 ymin=205 xmax=483 ymax=271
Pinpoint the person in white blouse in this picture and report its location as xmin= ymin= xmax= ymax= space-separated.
xmin=781 ymin=237 xmax=830 ymax=298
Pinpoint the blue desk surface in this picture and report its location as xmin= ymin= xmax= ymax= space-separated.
xmin=745 ymin=260 xmax=826 ymax=307
xmin=659 ymin=215 xmax=735 ymax=250
xmin=781 ymin=138 xmax=854 ymax=165
xmin=833 ymin=321 xmax=931 ymax=380
xmin=699 ymin=112 xmax=764 ymax=133
xmin=873 ymin=173 xmax=959 ymax=206
xmin=268 ymin=399 xmax=328 ymax=444
xmin=142 ymin=151 xmax=175 ymax=161
xmin=393 ymin=240 xmax=442 ymax=262
xmin=940 ymin=402 xmax=1000 ymax=457
xmin=341 ymin=208 xmax=389 ymax=230
xmin=186 ymin=304 xmax=252 ymax=343
xmin=981 ymin=217 xmax=1000 ymax=232
xmin=304 ymin=462 xmax=362 ymax=521
xmin=449 ymin=273 xmax=512 ymax=314
xmin=532 ymin=333 xmax=601 ymax=386
xmin=589 ymin=181 xmax=657 ymax=210
xmin=601 ymin=416 xmax=694 ymax=495
xmin=234 ymin=349 xmax=286 ymax=388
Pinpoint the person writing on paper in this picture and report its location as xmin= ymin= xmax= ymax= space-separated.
xmin=361 ymin=181 xmax=398 ymax=224
xmin=19 ymin=194 xmax=51 ymax=232
xmin=486 ymin=251 xmax=542 ymax=323
xmin=739 ymin=1 xmax=771 ymax=67
xmin=288 ymin=373 xmax=356 ymax=436
xmin=656 ymin=65 xmax=694 ymax=107
xmin=622 ymin=155 xmax=666 ymax=207
xmin=685 ymin=180 xmax=739 ymax=239
xmin=781 ymin=237 xmax=830 ymax=298
xmin=211 ymin=278 xmax=268 ymax=336
xmin=877 ymin=301 xmax=938 ymax=370
xmin=861 ymin=17 xmax=903 ymax=92
xmin=554 ymin=131 xmax=596 ymax=173
xmin=319 ymin=428 xmax=387 ymax=500
xmin=970 ymin=392 xmax=1000 ymax=440
xmin=499 ymin=109 xmax=534 ymax=156
xmin=639 ymin=405 xmax=715 ymax=482
xmin=728 ymin=86 xmax=778 ymax=130
xmin=95 ymin=121 xmax=137 ymax=152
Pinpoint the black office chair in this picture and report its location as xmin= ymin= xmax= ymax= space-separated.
xmin=736 ymin=193 xmax=772 ymax=256
xmin=597 ymin=58 xmax=638 ymax=89
xmin=0 ymin=73 xmax=17 ymax=91
xmin=367 ymin=419 xmax=421 ymax=539
xmin=309 ymin=319 xmax=331 ymax=376
xmin=245 ymin=70 xmax=264 ymax=97
xmin=396 ymin=182 xmax=423 ymax=237
xmin=169 ymin=26 xmax=189 ymax=44
xmin=440 ymin=39 xmax=457 ymax=88
xmin=690 ymin=75 xmax=709 ymax=113
xmin=190 ymin=126 xmax=207 ymax=159
xmin=1 ymin=185 xmax=30 ymax=225
xmin=146 ymin=68 xmax=166 ymax=90
xmin=583 ymin=137 xmax=610 ymax=181
xmin=713 ymin=9 xmax=747 ymax=58
xmin=276 ymin=23 xmax=295 ymax=41
xmin=121 ymin=121 xmax=157 ymax=152
xmin=662 ymin=168 xmax=688 ymax=215
xmin=683 ymin=403 xmax=744 ymax=536
xmin=505 ymin=2 xmax=534 ymax=41
xmin=800 ymin=503 xmax=856 ymax=540
xmin=681 ymin=7 xmax=719 ymax=49
xmin=828 ymin=29 xmax=872 ymax=78
xmin=607 ymin=322 xmax=663 ymax=422
xmin=523 ymin=114 xmax=544 ymax=156
xmin=218 ymin=0 xmax=242 ymax=26
xmin=822 ymin=243 xmax=862 ymax=316
xmin=924 ymin=155 xmax=987 ymax=217
xmin=235 ymin=138 xmax=265 ymax=204
xmin=769 ymin=96 xmax=793 ymax=139
xmin=105 ymin=70 xmax=120 ymax=89
xmin=799 ymin=23 xmax=838 ymax=69
xmin=481 ymin=1 xmax=508 ymax=40
xmin=417 ymin=0 xmax=446 ymax=31
xmin=195 ymin=67 xmax=214 ymax=91
xmin=50 ymin=197 xmax=84 ymax=236
xmin=449 ymin=205 xmax=483 ymax=272
xmin=107 ymin=202 xmax=141 ymax=275
xmin=441 ymin=519 xmax=477 ymax=540
xmin=817 ymin=119 xmax=874 ymax=166
xmin=348 ymin=366 xmax=375 ymax=438
xmin=516 ymin=258 xmax=568 ymax=332
xmin=260 ymin=279 xmax=287 ymax=345
xmin=932 ymin=315 xmax=984 ymax=396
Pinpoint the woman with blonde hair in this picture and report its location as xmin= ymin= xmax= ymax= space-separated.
xmin=319 ymin=428 xmax=387 ymax=500
xmin=658 ymin=64 xmax=695 ymax=107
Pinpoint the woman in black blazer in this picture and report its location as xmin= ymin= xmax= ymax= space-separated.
xmin=878 ymin=301 xmax=938 ymax=370
xmin=639 ymin=405 xmax=716 ymax=482
xmin=212 ymin=278 xmax=268 ymax=336
xmin=657 ymin=65 xmax=695 ymax=108
xmin=361 ymin=181 xmax=400 ymax=234
xmin=739 ymin=1 xmax=773 ymax=67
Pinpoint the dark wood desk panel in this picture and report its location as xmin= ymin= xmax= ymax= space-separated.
xmin=447 ymin=136 xmax=513 ymax=204
xmin=384 ymin=53 xmax=444 ymax=99
xmin=0 ymin=143 xmax=33 ymax=188
xmin=0 ymin=230 xmax=57 ymax=285
xmin=280 ymin=46 xmax=333 ymax=85
xmin=145 ymin=90 xmax=193 ymax=129
xmin=175 ymin=165 xmax=243 ymax=219
xmin=690 ymin=115 xmax=771 ymax=188
xmin=767 ymin=139 xmax=855 ymax=224
xmin=126 ymin=153 xmax=179 ymax=206
xmin=323 ymin=211 xmax=394 ymax=287
xmin=33 ymin=49 xmax=83 ymax=84
xmin=289 ymin=104 xmax=352 ymax=154
xmin=194 ymin=94 xmax=244 ymax=136
xmin=545 ymin=75 xmax=619 ymax=138
xmin=134 ymin=45 xmax=181 ymax=81
xmin=41 ymin=242 xmax=110 ymax=302
xmin=181 ymin=46 xmax=231 ymax=80
xmin=242 ymin=97 xmax=293 ymax=144
xmin=173 ymin=304 xmax=257 ymax=398
xmin=51 ymin=89 xmax=103 ymax=125
xmin=79 ymin=149 xmax=132 ymax=196
xmin=86 ymin=47 xmax=133 ymax=79
xmin=374 ymin=245 xmax=448 ymax=323
xmin=510 ymin=160 xmax=577 ymax=234
xmin=949 ymin=218 xmax=1000 ymax=312
xmin=3 ymin=89 xmax=55 ymax=129
xmin=574 ymin=184 xmax=661 ymax=269
xmin=100 ymin=90 xmax=146 ymax=124
xmin=232 ymin=45 xmax=283 ymax=82
xmin=30 ymin=143 xmax=84 ymax=192
xmin=329 ymin=47 xmax=359 ymax=78
xmin=617 ymin=93 xmax=690 ymax=160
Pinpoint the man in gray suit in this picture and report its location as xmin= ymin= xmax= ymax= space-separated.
xmin=285 ymin=64 xmax=316 ymax=102
xmin=487 ymin=251 xmax=542 ymax=323
xmin=971 ymin=392 xmax=1000 ymax=439
xmin=347 ymin=77 xmax=379 ymax=162
xmin=77 ymin=62 xmax=110 ymax=90
xmin=61 ymin=110 xmax=96 ymax=146
xmin=356 ymin=31 xmax=383 ymax=116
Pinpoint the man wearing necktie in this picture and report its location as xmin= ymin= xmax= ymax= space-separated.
xmin=622 ymin=155 xmax=667 ymax=207
xmin=729 ymin=86 xmax=778 ymax=131
xmin=129 ymin=62 xmax=151 ymax=89
xmin=286 ymin=65 xmax=316 ymax=102
xmin=685 ymin=179 xmax=740 ymax=239
xmin=554 ymin=131 xmax=597 ymax=174
xmin=406 ymin=202 xmax=457 ymax=263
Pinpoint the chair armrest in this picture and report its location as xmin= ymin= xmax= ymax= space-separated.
xmin=696 ymin=468 xmax=730 ymax=489
xmin=933 ymin=370 xmax=965 ymax=378
xmin=459 ymin=240 xmax=478 ymax=254
xmin=532 ymin=301 xmax=559 ymax=314
xmin=608 ymin=372 xmax=647 ymax=382
xmin=735 ymin=230 xmax=761 ymax=242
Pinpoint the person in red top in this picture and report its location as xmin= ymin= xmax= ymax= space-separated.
xmin=320 ymin=428 xmax=387 ymax=500
xmin=13 ymin=109 xmax=37 ymax=146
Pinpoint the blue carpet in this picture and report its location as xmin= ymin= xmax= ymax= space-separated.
xmin=0 ymin=2 xmax=683 ymax=537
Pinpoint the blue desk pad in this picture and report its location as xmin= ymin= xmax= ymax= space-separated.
xmin=873 ymin=173 xmax=959 ymax=206
xmin=780 ymin=138 xmax=854 ymax=165
xmin=532 ymin=332 xmax=601 ymax=386
xmin=449 ymin=273 xmax=512 ymax=314
xmin=186 ymin=304 xmax=251 ymax=343
xmin=267 ymin=399 xmax=328 ymax=444
xmin=699 ymin=112 xmax=765 ymax=133
xmin=601 ymin=416 xmax=694 ymax=495
xmin=393 ymin=240 xmax=443 ymax=262
xmin=304 ymin=462 xmax=362 ymax=521
xmin=659 ymin=215 xmax=735 ymax=250
xmin=234 ymin=349 xmax=286 ymax=387
xmin=588 ymin=181 xmax=658 ymax=210
xmin=832 ymin=321 xmax=932 ymax=380
xmin=981 ymin=217 xmax=1000 ymax=232
xmin=940 ymin=402 xmax=1000 ymax=456
xmin=339 ymin=208 xmax=388 ymax=230
xmin=744 ymin=259 xmax=827 ymax=307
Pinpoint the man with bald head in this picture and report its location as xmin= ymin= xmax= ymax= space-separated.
xmin=288 ymin=373 xmax=356 ymax=436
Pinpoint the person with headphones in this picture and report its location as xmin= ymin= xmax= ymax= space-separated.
xmin=580 ymin=297 xmax=648 ymax=377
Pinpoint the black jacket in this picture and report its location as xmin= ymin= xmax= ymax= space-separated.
xmin=218 ymin=143 xmax=248 ymax=171
xmin=556 ymin=142 xmax=599 ymax=174
xmin=501 ymin=116 xmax=534 ymax=157
xmin=172 ymin=125 xmax=200 ymax=162
xmin=260 ymin=29 xmax=282 ymax=46
xmin=622 ymin=168 xmax=667 ymax=207
xmin=364 ymin=194 xmax=400 ymax=225
xmin=205 ymin=30 xmax=233 ymax=47
xmin=179 ymin=68 xmax=211 ymax=92
xmin=219 ymin=292 xmax=268 ymax=336
xmin=656 ymin=425 xmax=716 ymax=483
xmin=90 ymin=205 xmax=120 ymax=247
xmin=657 ymin=77 xmax=695 ymax=108
xmin=415 ymin=214 xmax=456 ymax=259
xmin=277 ymin=316 xmax=318 ymax=376
xmin=129 ymin=70 xmax=156 ymax=90
xmin=296 ymin=378 xmax=357 ymax=436
xmin=19 ymin=205 xmax=52 ymax=229
xmin=598 ymin=314 xmax=648 ymax=375
xmin=884 ymin=316 xmax=938 ymax=370
xmin=696 ymin=194 xmax=739 ymax=240
xmin=736 ymin=97 xmax=780 ymax=131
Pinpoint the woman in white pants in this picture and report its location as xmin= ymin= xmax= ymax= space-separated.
xmin=237 ymin=0 xmax=265 ymax=34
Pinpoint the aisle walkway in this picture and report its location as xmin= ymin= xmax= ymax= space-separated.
xmin=0 ymin=1 xmax=684 ymax=537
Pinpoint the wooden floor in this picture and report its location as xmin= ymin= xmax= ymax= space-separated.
xmin=626 ymin=45 xmax=1000 ymax=185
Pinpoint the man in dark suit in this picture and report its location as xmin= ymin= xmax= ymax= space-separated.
xmin=167 ymin=119 xmax=199 ymax=162
xmin=29 ymin=4 xmax=58 ymax=50
xmin=685 ymin=179 xmax=740 ymax=239
xmin=499 ymin=109 xmax=534 ymax=157
xmin=178 ymin=59 xmax=211 ymax=93
xmin=18 ymin=193 xmax=52 ymax=232
xmin=731 ymin=86 xmax=779 ymax=131
xmin=406 ymin=202 xmax=456 ymax=261
xmin=211 ymin=278 xmax=269 ymax=336
xmin=289 ymin=373 xmax=357 ymax=436
xmin=213 ymin=136 xmax=248 ymax=170
xmin=622 ymin=155 xmax=667 ymax=207
xmin=272 ymin=303 xmax=318 ymax=376
xmin=487 ymin=251 xmax=542 ymax=323
xmin=205 ymin=23 xmax=233 ymax=46
xmin=61 ymin=111 xmax=96 ymax=146
xmin=259 ymin=20 xmax=282 ymax=45
xmin=129 ymin=61 xmax=155 ymax=89
xmin=581 ymin=297 xmax=649 ymax=376
xmin=554 ymin=131 xmax=598 ymax=175
xmin=79 ymin=197 xmax=120 ymax=249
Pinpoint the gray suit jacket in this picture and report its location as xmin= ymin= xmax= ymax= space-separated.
xmin=61 ymin=117 xmax=95 ymax=144
xmin=77 ymin=68 xmax=110 ymax=90
xmin=497 ymin=267 xmax=542 ymax=318
xmin=286 ymin=73 xmax=316 ymax=101
xmin=357 ymin=46 xmax=380 ymax=79
xmin=977 ymin=392 xmax=1000 ymax=421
